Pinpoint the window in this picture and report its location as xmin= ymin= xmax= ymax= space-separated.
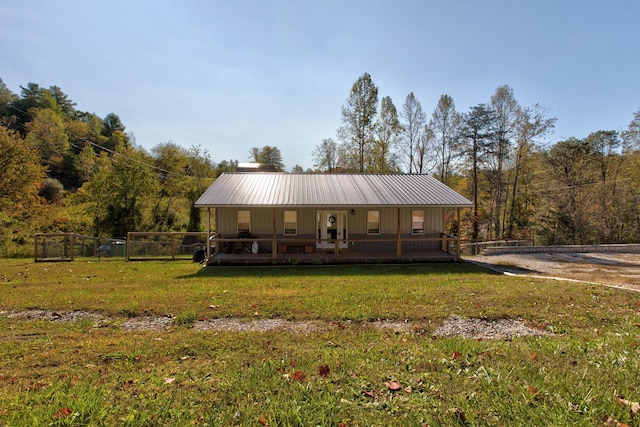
xmin=367 ymin=210 xmax=380 ymax=235
xmin=412 ymin=210 xmax=424 ymax=234
xmin=237 ymin=210 xmax=251 ymax=234
xmin=284 ymin=210 xmax=297 ymax=235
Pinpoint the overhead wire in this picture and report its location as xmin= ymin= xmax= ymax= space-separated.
xmin=6 ymin=104 xmax=175 ymax=176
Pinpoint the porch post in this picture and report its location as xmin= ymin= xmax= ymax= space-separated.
xmin=272 ymin=208 xmax=277 ymax=260
xmin=206 ymin=208 xmax=211 ymax=260
xmin=457 ymin=208 xmax=461 ymax=259
xmin=396 ymin=207 xmax=402 ymax=259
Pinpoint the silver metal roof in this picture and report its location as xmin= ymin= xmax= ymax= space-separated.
xmin=195 ymin=173 xmax=473 ymax=208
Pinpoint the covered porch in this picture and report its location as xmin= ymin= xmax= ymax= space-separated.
xmin=205 ymin=234 xmax=460 ymax=266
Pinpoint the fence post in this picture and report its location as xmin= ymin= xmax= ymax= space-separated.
xmin=69 ymin=233 xmax=75 ymax=262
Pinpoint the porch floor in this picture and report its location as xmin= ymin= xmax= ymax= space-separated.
xmin=206 ymin=249 xmax=458 ymax=266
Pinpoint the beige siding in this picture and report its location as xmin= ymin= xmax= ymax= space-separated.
xmin=216 ymin=206 xmax=444 ymax=237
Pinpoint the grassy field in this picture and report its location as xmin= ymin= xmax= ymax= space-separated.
xmin=1 ymin=259 xmax=640 ymax=426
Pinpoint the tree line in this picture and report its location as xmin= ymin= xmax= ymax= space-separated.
xmin=1 ymin=75 xmax=639 ymax=256
xmin=315 ymin=72 xmax=640 ymax=244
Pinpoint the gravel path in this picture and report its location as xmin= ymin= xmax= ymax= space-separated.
xmin=1 ymin=309 xmax=547 ymax=339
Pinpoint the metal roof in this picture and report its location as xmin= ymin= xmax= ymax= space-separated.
xmin=195 ymin=173 xmax=473 ymax=208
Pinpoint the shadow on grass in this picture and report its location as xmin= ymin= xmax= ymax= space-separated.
xmin=177 ymin=261 xmax=496 ymax=279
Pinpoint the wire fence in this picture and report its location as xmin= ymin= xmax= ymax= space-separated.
xmin=126 ymin=232 xmax=208 ymax=261
xmin=34 ymin=234 xmax=127 ymax=262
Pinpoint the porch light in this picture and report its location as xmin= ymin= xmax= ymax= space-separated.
xmin=351 ymin=209 xmax=355 ymax=215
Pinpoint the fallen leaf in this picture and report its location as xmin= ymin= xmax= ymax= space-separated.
xmin=528 ymin=386 xmax=538 ymax=395
xmin=163 ymin=377 xmax=175 ymax=384
xmin=292 ymin=370 xmax=305 ymax=381
xmin=403 ymin=385 xmax=413 ymax=393
xmin=617 ymin=397 xmax=640 ymax=417
xmin=318 ymin=364 xmax=330 ymax=377
xmin=258 ymin=415 xmax=269 ymax=426
xmin=53 ymin=407 xmax=72 ymax=419
xmin=529 ymin=353 xmax=539 ymax=361
xmin=452 ymin=351 xmax=462 ymax=361
xmin=385 ymin=380 xmax=402 ymax=391
xmin=363 ymin=390 xmax=376 ymax=399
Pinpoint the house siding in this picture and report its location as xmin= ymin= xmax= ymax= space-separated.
xmin=216 ymin=206 xmax=445 ymax=252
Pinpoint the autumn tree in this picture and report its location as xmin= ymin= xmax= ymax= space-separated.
xmin=24 ymin=108 xmax=70 ymax=174
xmin=312 ymin=138 xmax=338 ymax=172
xmin=486 ymin=85 xmax=520 ymax=239
xmin=337 ymin=73 xmax=379 ymax=172
xmin=505 ymin=104 xmax=556 ymax=238
xmin=0 ymin=125 xmax=47 ymax=255
xmin=622 ymin=108 xmax=640 ymax=150
xmin=399 ymin=92 xmax=425 ymax=174
xmin=372 ymin=96 xmax=402 ymax=173
xmin=415 ymin=124 xmax=434 ymax=175
xmin=540 ymin=138 xmax=596 ymax=244
xmin=82 ymin=142 xmax=157 ymax=237
xmin=460 ymin=104 xmax=496 ymax=240
xmin=430 ymin=94 xmax=461 ymax=184
xmin=585 ymin=130 xmax=625 ymax=241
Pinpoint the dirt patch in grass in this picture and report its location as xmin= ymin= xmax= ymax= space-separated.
xmin=0 ymin=309 xmax=549 ymax=339
xmin=433 ymin=315 xmax=548 ymax=339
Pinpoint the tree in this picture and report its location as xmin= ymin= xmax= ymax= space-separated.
xmin=0 ymin=125 xmax=47 ymax=256
xmin=399 ymin=92 xmax=426 ymax=174
xmin=48 ymin=85 xmax=76 ymax=118
xmin=460 ymin=104 xmax=495 ymax=240
xmin=585 ymin=130 xmax=625 ymax=241
xmin=505 ymin=104 xmax=556 ymax=238
xmin=487 ymin=85 xmax=520 ymax=239
xmin=151 ymin=142 xmax=191 ymax=231
xmin=372 ymin=96 xmax=402 ymax=173
xmin=622 ymin=108 xmax=640 ymax=150
xmin=216 ymin=159 xmax=238 ymax=177
xmin=542 ymin=138 xmax=596 ymax=244
xmin=0 ymin=125 xmax=46 ymax=207
xmin=0 ymin=78 xmax=17 ymax=119
xmin=312 ymin=138 xmax=338 ymax=172
xmin=77 ymin=141 xmax=98 ymax=182
xmin=24 ymin=108 xmax=69 ymax=174
xmin=83 ymin=142 xmax=157 ymax=237
xmin=430 ymin=94 xmax=461 ymax=184
xmin=250 ymin=145 xmax=285 ymax=171
xmin=415 ymin=124 xmax=434 ymax=175
xmin=337 ymin=72 xmax=379 ymax=173
xmin=101 ymin=113 xmax=129 ymax=150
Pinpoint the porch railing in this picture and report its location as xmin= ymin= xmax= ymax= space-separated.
xmin=208 ymin=233 xmax=461 ymax=261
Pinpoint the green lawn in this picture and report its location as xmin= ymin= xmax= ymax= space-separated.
xmin=1 ymin=259 xmax=640 ymax=426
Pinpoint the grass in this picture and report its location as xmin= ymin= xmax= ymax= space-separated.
xmin=1 ymin=258 xmax=640 ymax=426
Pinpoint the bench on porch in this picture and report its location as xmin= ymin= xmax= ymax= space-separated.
xmin=279 ymin=243 xmax=314 ymax=254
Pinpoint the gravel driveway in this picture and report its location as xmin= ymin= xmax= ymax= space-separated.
xmin=466 ymin=253 xmax=640 ymax=291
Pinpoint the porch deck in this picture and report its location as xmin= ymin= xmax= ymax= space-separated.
xmin=206 ymin=249 xmax=458 ymax=266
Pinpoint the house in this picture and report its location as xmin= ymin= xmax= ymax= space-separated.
xmin=194 ymin=173 xmax=472 ymax=265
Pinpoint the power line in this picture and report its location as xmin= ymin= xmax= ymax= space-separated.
xmin=6 ymin=104 xmax=174 ymax=176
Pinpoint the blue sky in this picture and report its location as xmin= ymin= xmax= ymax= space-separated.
xmin=2 ymin=0 xmax=639 ymax=170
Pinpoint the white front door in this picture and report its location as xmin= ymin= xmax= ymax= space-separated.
xmin=317 ymin=210 xmax=348 ymax=250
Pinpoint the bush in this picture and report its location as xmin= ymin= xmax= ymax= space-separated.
xmin=39 ymin=178 xmax=64 ymax=203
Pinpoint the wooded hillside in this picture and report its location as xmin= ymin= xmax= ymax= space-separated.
xmin=1 ymin=76 xmax=639 ymax=256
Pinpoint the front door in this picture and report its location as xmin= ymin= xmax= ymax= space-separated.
xmin=317 ymin=210 xmax=348 ymax=250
